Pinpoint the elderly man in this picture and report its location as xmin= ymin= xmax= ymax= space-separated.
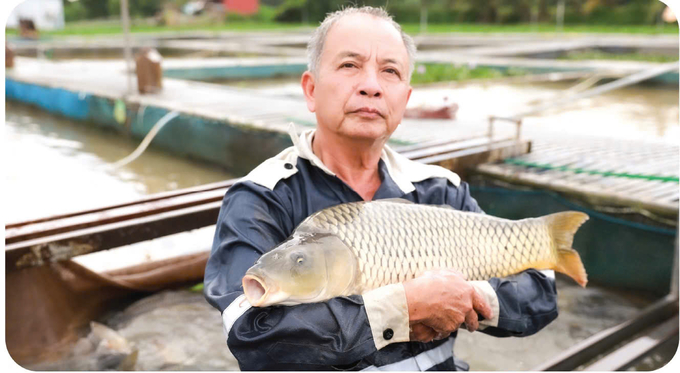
xmin=204 ymin=6 xmax=557 ymax=371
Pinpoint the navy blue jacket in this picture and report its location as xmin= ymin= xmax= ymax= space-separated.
xmin=204 ymin=130 xmax=558 ymax=371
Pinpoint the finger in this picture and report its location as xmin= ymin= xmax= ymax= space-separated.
xmin=471 ymin=290 xmax=493 ymax=321
xmin=426 ymin=316 xmax=461 ymax=335
xmin=434 ymin=331 xmax=451 ymax=341
xmin=410 ymin=323 xmax=438 ymax=343
xmin=464 ymin=310 xmax=479 ymax=332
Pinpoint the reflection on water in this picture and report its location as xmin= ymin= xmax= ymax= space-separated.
xmin=4 ymin=101 xmax=234 ymax=223
xmin=235 ymin=77 xmax=679 ymax=143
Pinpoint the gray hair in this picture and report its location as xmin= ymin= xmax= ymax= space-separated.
xmin=306 ymin=6 xmax=417 ymax=80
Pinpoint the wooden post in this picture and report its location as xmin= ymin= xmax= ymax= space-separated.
xmin=121 ymin=0 xmax=134 ymax=96
xmin=556 ymin=0 xmax=565 ymax=33
xmin=487 ymin=116 xmax=495 ymax=150
xmin=135 ymin=48 xmax=163 ymax=94
xmin=515 ymin=118 xmax=522 ymax=142
xmin=420 ymin=3 xmax=428 ymax=34
xmin=6 ymin=43 xmax=14 ymax=68
xmin=672 ymin=236 xmax=678 ymax=300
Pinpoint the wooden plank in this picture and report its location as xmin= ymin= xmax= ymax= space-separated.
xmin=475 ymin=163 xmax=678 ymax=217
xmin=393 ymin=134 xmax=486 ymax=154
xmin=5 ymin=202 xmax=222 ymax=272
xmin=418 ymin=140 xmax=531 ymax=180
xmin=401 ymin=137 xmax=497 ymax=160
xmin=643 ymin=182 xmax=680 ymax=199
xmin=5 ymin=189 xmax=228 ymax=244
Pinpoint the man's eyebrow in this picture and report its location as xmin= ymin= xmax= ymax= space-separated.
xmin=335 ymin=51 xmax=405 ymax=69
xmin=380 ymin=57 xmax=401 ymax=65
xmin=336 ymin=51 xmax=364 ymax=59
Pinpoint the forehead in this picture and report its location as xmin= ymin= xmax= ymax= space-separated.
xmin=322 ymin=13 xmax=408 ymax=63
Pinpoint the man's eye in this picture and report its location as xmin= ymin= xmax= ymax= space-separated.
xmin=341 ymin=63 xmax=355 ymax=68
xmin=384 ymin=68 xmax=399 ymax=75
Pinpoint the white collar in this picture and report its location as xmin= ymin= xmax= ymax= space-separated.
xmin=286 ymin=123 xmax=460 ymax=194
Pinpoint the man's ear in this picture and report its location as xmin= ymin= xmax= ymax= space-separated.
xmin=301 ymin=71 xmax=316 ymax=113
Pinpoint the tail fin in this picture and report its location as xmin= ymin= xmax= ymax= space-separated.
xmin=543 ymin=211 xmax=589 ymax=287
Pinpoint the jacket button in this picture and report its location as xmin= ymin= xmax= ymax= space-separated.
xmin=383 ymin=328 xmax=394 ymax=340
xmin=284 ymin=163 xmax=294 ymax=170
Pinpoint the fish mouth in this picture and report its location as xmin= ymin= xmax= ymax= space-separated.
xmin=242 ymin=275 xmax=269 ymax=307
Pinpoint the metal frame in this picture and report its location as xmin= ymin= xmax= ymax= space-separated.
xmin=533 ymin=295 xmax=678 ymax=371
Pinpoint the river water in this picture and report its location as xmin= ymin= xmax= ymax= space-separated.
xmin=230 ymin=76 xmax=679 ymax=144
xmin=4 ymin=101 xmax=234 ymax=223
xmin=5 ymin=77 xmax=678 ymax=370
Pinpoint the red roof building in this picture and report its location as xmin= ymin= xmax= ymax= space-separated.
xmin=223 ymin=0 xmax=259 ymax=16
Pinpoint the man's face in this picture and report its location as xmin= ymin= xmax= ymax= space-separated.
xmin=302 ymin=14 xmax=412 ymax=142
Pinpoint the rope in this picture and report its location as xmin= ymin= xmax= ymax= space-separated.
xmin=504 ymin=158 xmax=679 ymax=183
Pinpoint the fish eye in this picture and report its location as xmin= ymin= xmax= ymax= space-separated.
xmin=292 ymin=253 xmax=306 ymax=265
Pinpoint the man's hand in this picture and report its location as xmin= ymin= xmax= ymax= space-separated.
xmin=403 ymin=269 xmax=493 ymax=342
xmin=410 ymin=323 xmax=450 ymax=343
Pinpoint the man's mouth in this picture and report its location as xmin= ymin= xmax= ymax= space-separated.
xmin=351 ymin=107 xmax=384 ymax=118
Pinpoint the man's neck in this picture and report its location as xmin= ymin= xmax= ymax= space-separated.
xmin=312 ymin=129 xmax=385 ymax=201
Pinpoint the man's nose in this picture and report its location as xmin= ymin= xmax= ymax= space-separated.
xmin=358 ymin=70 xmax=382 ymax=98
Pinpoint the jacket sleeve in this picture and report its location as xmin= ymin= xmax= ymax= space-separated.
xmin=446 ymin=181 xmax=559 ymax=337
xmin=204 ymin=182 xmax=389 ymax=370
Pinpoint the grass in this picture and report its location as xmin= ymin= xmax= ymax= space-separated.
xmin=410 ymin=63 xmax=528 ymax=85
xmin=6 ymin=21 xmax=678 ymax=38
xmin=559 ymin=50 xmax=679 ymax=63
xmin=400 ymin=23 xmax=679 ymax=35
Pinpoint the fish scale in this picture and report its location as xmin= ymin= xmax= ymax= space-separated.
xmin=303 ymin=200 xmax=567 ymax=292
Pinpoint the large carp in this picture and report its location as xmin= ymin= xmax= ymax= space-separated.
xmin=242 ymin=199 xmax=588 ymax=307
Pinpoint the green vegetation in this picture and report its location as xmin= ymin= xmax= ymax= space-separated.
xmin=6 ymin=0 xmax=675 ymax=37
xmin=56 ymin=0 xmax=672 ymax=26
xmin=5 ymin=21 xmax=312 ymax=37
xmin=401 ymin=23 xmax=678 ymax=34
xmin=559 ymin=50 xmax=680 ymax=63
xmin=6 ymin=21 xmax=678 ymax=38
xmin=410 ymin=64 xmax=528 ymax=85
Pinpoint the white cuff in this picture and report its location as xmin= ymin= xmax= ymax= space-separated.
xmin=221 ymin=294 xmax=252 ymax=342
xmin=362 ymin=284 xmax=410 ymax=350
xmin=469 ymin=281 xmax=500 ymax=328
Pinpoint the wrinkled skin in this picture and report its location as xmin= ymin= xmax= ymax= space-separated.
xmin=405 ymin=270 xmax=494 ymax=341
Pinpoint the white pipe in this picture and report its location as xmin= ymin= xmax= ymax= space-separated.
xmin=111 ymin=111 xmax=179 ymax=170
